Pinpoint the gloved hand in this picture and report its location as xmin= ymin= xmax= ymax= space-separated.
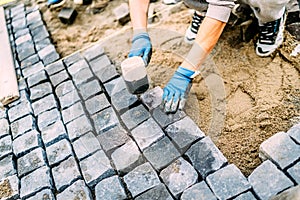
xmin=128 ymin=32 xmax=152 ymax=65
xmin=162 ymin=66 xmax=197 ymax=113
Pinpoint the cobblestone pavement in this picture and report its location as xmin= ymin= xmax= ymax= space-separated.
xmin=0 ymin=3 xmax=299 ymax=200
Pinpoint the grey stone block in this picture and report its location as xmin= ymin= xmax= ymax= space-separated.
xmin=52 ymin=157 xmax=81 ymax=192
xmin=135 ymin=183 xmax=173 ymax=200
xmin=259 ymin=132 xmax=300 ymax=169
xmin=144 ymin=136 xmax=180 ymax=171
xmin=123 ymin=162 xmax=161 ymax=197
xmin=166 ymin=116 xmax=205 ymax=152
xmin=26 ymin=189 xmax=55 ymax=200
xmin=18 ymin=78 xmax=27 ymax=91
xmin=7 ymin=90 xmax=28 ymax=108
xmin=26 ymin=10 xmax=42 ymax=26
xmin=131 ymin=118 xmax=164 ymax=150
xmin=72 ymin=67 xmax=94 ymax=87
xmin=58 ymin=8 xmax=77 ymax=24
xmin=206 ymin=164 xmax=251 ymax=200
xmin=140 ymin=86 xmax=163 ymax=111
xmin=72 ymin=132 xmax=101 ymax=160
xmin=234 ymin=191 xmax=257 ymax=200
xmin=50 ymin=70 xmax=69 ymax=87
xmin=94 ymin=64 xmax=119 ymax=83
xmin=41 ymin=120 xmax=67 ymax=146
xmin=56 ymin=180 xmax=93 ymax=200
xmin=28 ymin=20 xmax=43 ymax=31
xmin=111 ymin=139 xmax=144 ymax=174
xmin=11 ymin=115 xmax=34 ymax=139
xmin=37 ymin=109 xmax=61 ymax=130
xmin=85 ymin=94 xmax=110 ymax=115
xmin=0 ymin=135 xmax=12 ymax=159
xmin=32 ymin=94 xmax=57 ymax=116
xmin=55 ymin=80 xmax=76 ymax=97
xmin=185 ymin=137 xmax=227 ymax=178
xmin=113 ymin=3 xmax=130 ymax=25
xmin=15 ymin=28 xmax=30 ymax=40
xmin=96 ymin=126 xmax=130 ymax=154
xmin=63 ymin=52 xmax=83 ymax=67
xmin=35 ymin=37 xmax=52 ymax=51
xmin=248 ymin=160 xmax=294 ymax=200
xmin=269 ymin=185 xmax=300 ymax=200
xmin=0 ymin=118 xmax=9 ymax=138
xmin=46 ymin=139 xmax=73 ymax=166
xmin=82 ymin=43 xmax=105 ymax=61
xmin=10 ymin=4 xmax=25 ymax=18
xmin=152 ymin=107 xmax=186 ymax=128
xmin=46 ymin=60 xmax=65 ymax=76
xmin=95 ymin=175 xmax=127 ymax=200
xmin=287 ymin=123 xmax=300 ymax=144
xmin=12 ymin=18 xmax=26 ymax=32
xmin=287 ymin=162 xmax=300 ymax=184
xmin=27 ymin=70 xmax=47 ymax=87
xmin=59 ymin=89 xmax=80 ymax=109
xmin=17 ymin=42 xmax=35 ymax=62
xmin=26 ymin=5 xmax=39 ymax=14
xmin=22 ymin=61 xmax=44 ymax=78
xmin=80 ymin=150 xmax=115 ymax=187
xmin=181 ymin=181 xmax=217 ymax=200
xmin=20 ymin=54 xmax=39 ymax=69
xmin=68 ymin=59 xmax=89 ymax=75
xmin=92 ymin=107 xmax=120 ymax=134
xmin=62 ymin=102 xmax=85 ymax=124
xmin=0 ymin=175 xmax=19 ymax=200
xmin=11 ymin=10 xmax=25 ymax=21
xmin=13 ymin=129 xmax=40 ymax=157
xmin=160 ymin=158 xmax=198 ymax=198
xmin=66 ymin=115 xmax=93 ymax=141
xmin=89 ymin=54 xmax=111 ymax=71
xmin=20 ymin=166 xmax=52 ymax=198
xmin=104 ymin=76 xmax=127 ymax=97
xmin=38 ymin=45 xmax=60 ymax=66
xmin=0 ymin=155 xmax=16 ymax=181
xmin=32 ymin=25 xmax=50 ymax=43
xmin=17 ymin=148 xmax=46 ymax=177
xmin=111 ymin=89 xmax=138 ymax=114
xmin=78 ymin=79 xmax=102 ymax=100
xmin=121 ymin=105 xmax=151 ymax=130
xmin=30 ymin=82 xmax=52 ymax=101
xmin=15 ymin=33 xmax=32 ymax=46
xmin=7 ymin=101 xmax=32 ymax=122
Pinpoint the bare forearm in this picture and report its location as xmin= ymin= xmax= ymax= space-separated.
xmin=129 ymin=0 xmax=150 ymax=33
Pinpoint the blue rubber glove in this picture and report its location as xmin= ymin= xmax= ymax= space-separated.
xmin=128 ymin=32 xmax=152 ymax=65
xmin=162 ymin=66 xmax=195 ymax=113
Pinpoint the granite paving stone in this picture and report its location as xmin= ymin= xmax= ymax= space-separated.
xmin=140 ymin=86 xmax=164 ymax=111
xmin=0 ymin=118 xmax=9 ymax=138
xmin=46 ymin=139 xmax=73 ymax=166
xmin=30 ymin=82 xmax=53 ymax=101
xmin=287 ymin=123 xmax=300 ymax=144
xmin=206 ymin=164 xmax=251 ymax=200
xmin=14 ymin=28 xmax=29 ymax=39
xmin=41 ymin=120 xmax=67 ymax=146
xmin=111 ymin=88 xmax=139 ymax=114
xmin=131 ymin=118 xmax=164 ymax=151
xmin=113 ymin=3 xmax=130 ymax=25
xmin=10 ymin=4 xmax=24 ymax=18
xmin=143 ymin=136 xmax=180 ymax=171
xmin=8 ymin=89 xmax=28 ymax=108
xmin=15 ymin=33 xmax=32 ymax=46
xmin=123 ymin=162 xmax=161 ymax=197
xmin=78 ymin=79 xmax=102 ymax=100
xmin=82 ymin=43 xmax=105 ymax=61
xmin=13 ymin=129 xmax=40 ymax=157
xmin=0 ymin=155 xmax=16 ymax=181
xmin=22 ymin=61 xmax=44 ymax=78
xmin=26 ymin=5 xmax=39 ymax=14
xmin=0 ymin=135 xmax=12 ymax=159
xmin=20 ymin=54 xmax=40 ymax=69
xmin=160 ymin=158 xmax=198 ymax=198
xmin=135 ymin=183 xmax=173 ymax=200
xmin=72 ymin=132 xmax=102 ymax=160
xmin=80 ymin=150 xmax=115 ymax=187
xmin=93 ymin=64 xmax=119 ymax=83
xmin=269 ymin=185 xmax=300 ymax=200
xmin=11 ymin=115 xmax=34 ymax=139
xmin=20 ymin=166 xmax=52 ymax=198
xmin=38 ymin=45 xmax=59 ymax=66
xmin=26 ymin=10 xmax=42 ymax=25
xmin=27 ymin=70 xmax=47 ymax=87
xmin=45 ymin=60 xmax=65 ymax=76
xmin=52 ymin=157 xmax=81 ymax=192
xmin=121 ymin=105 xmax=151 ymax=130
xmin=68 ymin=59 xmax=90 ymax=75
xmin=50 ymin=70 xmax=69 ymax=87
xmin=12 ymin=18 xmax=26 ymax=32
xmin=35 ymin=36 xmax=52 ymax=51
xmin=0 ymin=175 xmax=19 ymax=200
xmin=152 ymin=107 xmax=186 ymax=128
xmin=104 ymin=76 xmax=126 ymax=97
xmin=62 ymin=102 xmax=85 ymax=124
xmin=56 ymin=180 xmax=93 ymax=200
xmin=11 ymin=10 xmax=25 ymax=21
xmin=248 ymin=160 xmax=294 ymax=200
xmin=55 ymin=80 xmax=76 ymax=97
xmin=66 ymin=115 xmax=93 ymax=141
xmin=17 ymin=147 xmax=46 ymax=177
xmin=16 ymin=42 xmax=36 ymax=62
xmin=28 ymin=19 xmax=43 ymax=31
xmin=111 ymin=139 xmax=144 ymax=174
xmin=37 ymin=108 xmax=61 ymax=130
xmin=259 ymin=131 xmax=300 ymax=170
xmin=89 ymin=54 xmax=111 ymax=71
xmin=95 ymin=175 xmax=127 ymax=200
xmin=73 ymin=67 xmax=94 ymax=87
xmin=7 ymin=101 xmax=32 ymax=122
xmin=32 ymin=94 xmax=57 ymax=116
xmin=26 ymin=189 xmax=55 ymax=200
xmin=59 ymin=89 xmax=81 ymax=109
xmin=85 ymin=93 xmax=110 ymax=115
xmin=31 ymin=25 xmax=49 ymax=43
xmin=181 ymin=181 xmax=217 ymax=200
xmin=92 ymin=107 xmax=120 ymax=134
xmin=165 ymin=116 xmax=205 ymax=152
xmin=185 ymin=137 xmax=227 ymax=178
xmin=234 ymin=191 xmax=257 ymax=200
xmin=96 ymin=126 xmax=130 ymax=154
xmin=63 ymin=52 xmax=83 ymax=67
xmin=287 ymin=162 xmax=300 ymax=184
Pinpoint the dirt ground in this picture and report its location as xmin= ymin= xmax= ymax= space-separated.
xmin=23 ymin=0 xmax=300 ymax=176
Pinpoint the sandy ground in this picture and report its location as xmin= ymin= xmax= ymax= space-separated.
xmin=22 ymin=0 xmax=300 ymax=176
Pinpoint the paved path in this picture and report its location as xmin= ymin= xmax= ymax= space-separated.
xmin=0 ymin=3 xmax=299 ymax=200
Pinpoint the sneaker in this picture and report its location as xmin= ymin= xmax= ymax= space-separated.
xmin=184 ymin=11 xmax=204 ymax=44
xmin=47 ymin=0 xmax=65 ymax=8
xmin=163 ymin=0 xmax=181 ymax=5
xmin=256 ymin=12 xmax=286 ymax=57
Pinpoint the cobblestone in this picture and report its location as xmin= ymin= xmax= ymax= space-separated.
xmin=68 ymin=59 xmax=89 ymax=75
xmin=55 ymin=80 xmax=76 ymax=97
xmin=66 ymin=115 xmax=93 ymax=141
xmin=32 ymin=94 xmax=57 ymax=116
xmin=37 ymin=109 xmax=60 ymax=130
xmin=95 ymin=175 xmax=127 ymax=200
xmin=26 ymin=10 xmax=42 ymax=26
xmin=78 ymin=79 xmax=102 ymax=100
xmin=92 ymin=107 xmax=120 ymax=134
xmin=287 ymin=123 xmax=300 ymax=144
xmin=7 ymin=101 xmax=32 ymax=122
xmin=15 ymin=33 xmax=31 ymax=46
xmin=13 ymin=129 xmax=40 ymax=157
xmin=26 ymin=189 xmax=55 ymax=200
xmin=46 ymin=139 xmax=73 ymax=166
xmin=59 ymin=89 xmax=80 ymax=109
xmin=0 ymin=118 xmax=9 ymax=138
xmin=234 ymin=191 xmax=257 ymax=200
xmin=20 ymin=54 xmax=39 ymax=69
xmin=181 ymin=181 xmax=217 ymax=200
xmin=73 ymin=67 xmax=94 ymax=87
xmin=135 ymin=183 xmax=173 ymax=200
xmin=41 ymin=120 xmax=67 ymax=146
xmin=93 ymin=64 xmax=118 ymax=83
xmin=72 ymin=132 xmax=101 ymax=160
xmin=82 ymin=43 xmax=104 ymax=61
xmin=16 ymin=42 xmax=35 ymax=62
xmin=287 ymin=162 xmax=300 ymax=184
xmin=152 ymin=107 xmax=186 ymax=128
xmin=104 ymin=76 xmax=126 ymax=96
xmin=11 ymin=115 xmax=34 ymax=139
xmin=27 ymin=69 xmax=47 ymax=87
xmin=111 ymin=88 xmax=139 ymax=114
xmin=30 ymin=82 xmax=53 ymax=101
xmin=56 ymin=180 xmax=93 ymax=200
xmin=63 ymin=52 xmax=83 ymax=67
xmin=50 ymin=70 xmax=69 ymax=87
xmin=38 ymin=45 xmax=59 ymax=66
xmin=140 ymin=86 xmax=163 ymax=111
xmin=89 ymin=54 xmax=111 ymax=71
xmin=0 ymin=155 xmax=16 ymax=181
xmin=35 ymin=37 xmax=52 ymax=51
xmin=121 ymin=105 xmax=150 ymax=130
xmin=45 ymin=60 xmax=65 ymax=76
xmin=31 ymin=25 xmax=49 ymax=43
xmin=62 ymin=102 xmax=85 ymax=124
xmin=0 ymin=135 xmax=12 ymax=159
xmin=22 ymin=61 xmax=44 ymax=78
xmin=85 ymin=93 xmax=110 ymax=115
xmin=0 ymin=175 xmax=19 ymax=200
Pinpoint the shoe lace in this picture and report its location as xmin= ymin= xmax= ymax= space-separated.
xmin=191 ymin=12 xmax=204 ymax=34
xmin=258 ymin=18 xmax=280 ymax=45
